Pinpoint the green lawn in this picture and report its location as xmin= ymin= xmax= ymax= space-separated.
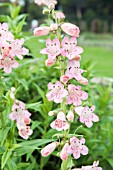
xmin=81 ymin=46 xmax=113 ymax=78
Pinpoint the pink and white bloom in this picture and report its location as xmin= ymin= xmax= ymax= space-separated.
xmin=18 ymin=125 xmax=33 ymax=140
xmin=41 ymin=142 xmax=59 ymax=157
xmin=61 ymin=23 xmax=80 ymax=37
xmin=9 ymin=100 xmax=32 ymax=139
xmin=60 ymin=143 xmax=69 ymax=160
xmin=34 ymin=26 xmax=50 ymax=36
xmin=0 ymin=23 xmax=14 ymax=42
xmin=66 ymin=110 xmax=74 ymax=122
xmin=61 ymin=36 xmax=83 ymax=60
xmin=56 ymin=11 xmax=65 ymax=19
xmin=46 ymin=81 xmax=68 ymax=103
xmin=82 ymin=161 xmax=102 ymax=170
xmin=41 ymin=38 xmax=61 ymax=65
xmin=75 ymin=105 xmax=99 ymax=128
xmin=0 ymin=56 xmax=19 ymax=74
xmin=9 ymin=100 xmax=31 ymax=125
xmin=68 ymin=137 xmax=88 ymax=159
xmin=10 ymin=38 xmax=29 ymax=59
xmin=65 ymin=60 xmax=86 ymax=81
xmin=50 ymin=111 xmax=70 ymax=131
xmin=66 ymin=85 xmax=88 ymax=106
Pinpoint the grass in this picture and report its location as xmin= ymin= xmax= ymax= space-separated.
xmin=80 ymin=46 xmax=113 ymax=78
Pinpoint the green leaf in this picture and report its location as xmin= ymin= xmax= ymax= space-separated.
xmin=0 ymin=15 xmax=8 ymax=22
xmin=26 ymin=102 xmax=42 ymax=112
xmin=17 ymin=163 xmax=30 ymax=169
xmin=7 ymin=159 xmax=17 ymax=170
xmin=9 ymin=5 xmax=21 ymax=19
xmin=1 ymin=150 xmax=12 ymax=169
xmin=107 ymin=158 xmax=113 ymax=168
xmin=14 ymin=139 xmax=56 ymax=156
xmin=16 ymin=16 xmax=26 ymax=33
xmin=0 ymin=127 xmax=10 ymax=146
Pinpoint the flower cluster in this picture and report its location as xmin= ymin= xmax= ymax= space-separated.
xmin=9 ymin=100 xmax=32 ymax=140
xmin=0 ymin=23 xmax=29 ymax=74
xmin=34 ymin=2 xmax=102 ymax=170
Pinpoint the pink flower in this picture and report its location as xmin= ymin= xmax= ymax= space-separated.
xmin=68 ymin=137 xmax=88 ymax=159
xmin=9 ymin=100 xmax=32 ymax=139
xmin=10 ymin=38 xmax=29 ymax=59
xmin=40 ymin=38 xmax=61 ymax=65
xmin=66 ymin=111 xmax=74 ymax=122
xmin=9 ymin=100 xmax=31 ymax=125
xmin=61 ymin=23 xmax=80 ymax=37
xmin=65 ymin=60 xmax=86 ymax=81
xmin=66 ymin=84 xmax=88 ymax=106
xmin=34 ymin=26 xmax=50 ymax=36
xmin=82 ymin=161 xmax=102 ymax=170
xmin=41 ymin=142 xmax=58 ymax=157
xmin=60 ymin=143 xmax=69 ymax=160
xmin=61 ymin=36 xmax=83 ymax=60
xmin=75 ymin=105 xmax=99 ymax=128
xmin=50 ymin=111 xmax=70 ymax=131
xmin=18 ymin=125 xmax=33 ymax=140
xmin=0 ymin=56 xmax=19 ymax=74
xmin=60 ymin=75 xmax=69 ymax=84
xmin=46 ymin=81 xmax=68 ymax=103
xmin=0 ymin=23 xmax=14 ymax=42
xmin=56 ymin=11 xmax=65 ymax=19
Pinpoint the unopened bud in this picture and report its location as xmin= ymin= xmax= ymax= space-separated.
xmin=50 ymin=23 xmax=58 ymax=31
xmin=11 ymin=87 xmax=16 ymax=93
xmin=42 ymin=9 xmax=50 ymax=15
xmin=48 ymin=3 xmax=55 ymax=10
xmin=48 ymin=111 xmax=55 ymax=116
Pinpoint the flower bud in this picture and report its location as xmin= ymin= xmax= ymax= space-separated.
xmin=48 ymin=111 xmax=55 ymax=116
xmin=60 ymin=143 xmax=69 ymax=160
xmin=50 ymin=23 xmax=58 ymax=31
xmin=66 ymin=111 xmax=74 ymax=122
xmin=34 ymin=26 xmax=50 ymax=36
xmin=60 ymin=75 xmax=69 ymax=84
xmin=11 ymin=87 xmax=16 ymax=92
xmin=48 ymin=3 xmax=55 ymax=10
xmin=78 ymin=77 xmax=88 ymax=85
xmin=61 ymin=23 xmax=80 ymax=37
xmin=42 ymin=9 xmax=50 ymax=15
xmin=41 ymin=142 xmax=59 ymax=157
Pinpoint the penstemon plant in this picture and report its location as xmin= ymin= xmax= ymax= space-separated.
xmin=34 ymin=1 xmax=103 ymax=170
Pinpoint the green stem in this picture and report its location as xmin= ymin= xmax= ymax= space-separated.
xmin=1 ymin=112 xmax=5 ymax=128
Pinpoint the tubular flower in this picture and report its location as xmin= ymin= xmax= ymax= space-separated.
xmin=66 ymin=84 xmax=88 ymax=106
xmin=0 ymin=22 xmax=29 ymax=73
xmin=65 ymin=60 xmax=87 ymax=82
xmin=61 ymin=36 xmax=83 ymax=60
xmin=50 ymin=111 xmax=70 ymax=131
xmin=75 ymin=105 xmax=99 ymax=128
xmin=40 ymin=38 xmax=61 ymax=66
xmin=9 ymin=100 xmax=32 ymax=139
xmin=46 ymin=81 xmax=68 ymax=103
xmin=68 ymin=137 xmax=88 ymax=159
xmin=81 ymin=161 xmax=102 ymax=170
